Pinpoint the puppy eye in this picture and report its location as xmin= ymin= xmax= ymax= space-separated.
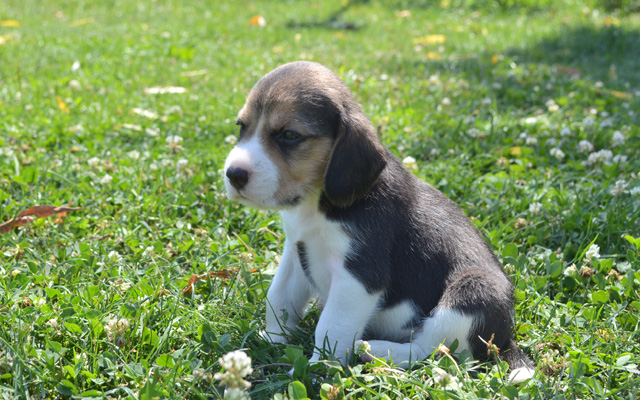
xmin=281 ymin=129 xmax=300 ymax=141
xmin=235 ymin=120 xmax=245 ymax=129
xmin=277 ymin=129 xmax=303 ymax=144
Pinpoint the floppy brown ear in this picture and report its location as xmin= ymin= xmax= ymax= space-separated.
xmin=323 ymin=112 xmax=387 ymax=208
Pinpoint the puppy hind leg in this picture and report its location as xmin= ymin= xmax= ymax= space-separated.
xmin=360 ymin=308 xmax=475 ymax=367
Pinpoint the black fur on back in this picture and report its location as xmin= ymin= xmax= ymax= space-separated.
xmin=319 ymin=150 xmax=531 ymax=368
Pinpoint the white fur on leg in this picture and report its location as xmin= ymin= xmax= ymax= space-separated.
xmin=360 ymin=307 xmax=475 ymax=367
xmin=310 ymin=269 xmax=382 ymax=364
xmin=508 ymin=366 xmax=535 ymax=384
xmin=263 ymin=241 xmax=312 ymax=342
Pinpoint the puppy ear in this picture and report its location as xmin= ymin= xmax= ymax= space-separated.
xmin=324 ymin=112 xmax=387 ymax=208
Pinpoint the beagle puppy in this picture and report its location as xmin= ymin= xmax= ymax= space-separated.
xmin=224 ymin=61 xmax=535 ymax=382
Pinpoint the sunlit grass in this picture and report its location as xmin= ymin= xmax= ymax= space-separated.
xmin=1 ymin=0 xmax=639 ymax=398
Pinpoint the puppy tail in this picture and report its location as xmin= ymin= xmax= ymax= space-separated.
xmin=502 ymin=338 xmax=535 ymax=384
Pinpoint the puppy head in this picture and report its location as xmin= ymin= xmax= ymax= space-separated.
xmin=224 ymin=61 xmax=386 ymax=210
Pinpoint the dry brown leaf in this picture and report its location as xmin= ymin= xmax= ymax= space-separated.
xmin=249 ymin=15 xmax=266 ymax=27
xmin=0 ymin=205 xmax=82 ymax=234
xmin=181 ymin=268 xmax=259 ymax=296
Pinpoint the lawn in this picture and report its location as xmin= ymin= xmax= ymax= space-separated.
xmin=1 ymin=0 xmax=639 ymax=398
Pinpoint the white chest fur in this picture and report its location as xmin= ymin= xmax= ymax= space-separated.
xmin=280 ymin=200 xmax=352 ymax=302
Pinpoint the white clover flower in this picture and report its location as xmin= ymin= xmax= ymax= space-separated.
xmin=68 ymin=79 xmax=82 ymax=90
xmin=583 ymin=117 xmax=596 ymax=127
xmin=34 ymin=298 xmax=46 ymax=308
xmin=481 ymin=97 xmax=492 ymax=106
xmin=550 ymin=148 xmax=565 ymax=160
xmin=165 ymin=135 xmax=184 ymax=148
xmin=560 ymin=127 xmax=572 ymax=137
xmin=100 ymin=174 xmax=113 ymax=185
xmin=214 ymin=350 xmax=253 ymax=390
xmin=529 ymin=202 xmax=543 ymax=215
xmin=612 ymin=179 xmax=627 ymax=195
xmin=224 ymin=388 xmax=250 ymax=400
xmin=577 ymin=140 xmax=594 ymax=154
xmin=150 ymin=162 xmax=159 ymax=171
xmin=600 ymin=118 xmax=614 ymax=128
xmin=611 ymin=130 xmax=625 ymax=146
xmin=127 ymin=150 xmax=140 ymax=160
xmin=0 ymin=147 xmax=15 ymax=157
xmin=177 ymin=158 xmax=188 ymax=170
xmin=630 ymin=187 xmax=640 ymax=196
xmin=88 ymin=157 xmax=101 ymax=167
xmin=613 ymin=155 xmax=628 ymax=165
xmin=563 ymin=264 xmax=578 ymax=277
xmin=105 ymin=317 xmax=130 ymax=345
xmin=355 ymin=340 xmax=371 ymax=356
xmin=545 ymin=99 xmax=559 ymax=112
xmin=46 ymin=318 xmax=59 ymax=329
xmin=467 ymin=128 xmax=481 ymax=137
xmin=402 ymin=156 xmax=418 ymax=171
xmin=434 ymin=369 xmax=459 ymax=390
xmin=585 ymin=243 xmax=600 ymax=262
xmin=430 ymin=148 xmax=441 ymax=157
xmin=545 ymin=138 xmax=557 ymax=147
xmin=108 ymin=250 xmax=122 ymax=263
xmin=588 ymin=149 xmax=613 ymax=165
xmin=525 ymin=117 xmax=537 ymax=125
xmin=519 ymin=132 xmax=529 ymax=140
xmin=225 ymin=135 xmax=238 ymax=145
xmin=441 ymin=97 xmax=452 ymax=106
xmin=526 ymin=136 xmax=538 ymax=145
xmin=143 ymin=246 xmax=155 ymax=257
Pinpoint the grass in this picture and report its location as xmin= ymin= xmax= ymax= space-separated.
xmin=1 ymin=0 xmax=639 ymax=398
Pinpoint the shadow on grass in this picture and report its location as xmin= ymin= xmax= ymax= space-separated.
xmin=507 ymin=24 xmax=640 ymax=88
xmin=286 ymin=0 xmax=370 ymax=30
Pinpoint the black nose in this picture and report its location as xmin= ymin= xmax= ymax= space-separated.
xmin=226 ymin=167 xmax=249 ymax=190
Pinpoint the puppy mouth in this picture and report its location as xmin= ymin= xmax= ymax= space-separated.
xmin=228 ymin=186 xmax=302 ymax=209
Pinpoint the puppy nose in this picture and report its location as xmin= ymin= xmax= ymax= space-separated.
xmin=226 ymin=167 xmax=249 ymax=190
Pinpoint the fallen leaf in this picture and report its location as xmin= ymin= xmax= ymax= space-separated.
xmin=413 ymin=34 xmax=446 ymax=45
xmin=606 ymin=89 xmax=633 ymax=100
xmin=70 ymin=17 xmax=95 ymax=26
xmin=426 ymin=52 xmax=441 ymax=60
xmin=491 ymin=54 xmax=500 ymax=64
xmin=180 ymin=69 xmax=209 ymax=77
xmin=249 ymin=15 xmax=266 ymax=27
xmin=555 ymin=65 xmax=582 ymax=78
xmin=181 ymin=268 xmax=259 ymax=296
xmin=119 ymin=123 xmax=143 ymax=131
xmin=510 ymin=146 xmax=522 ymax=156
xmin=144 ymin=86 xmax=187 ymax=94
xmin=56 ymin=95 xmax=69 ymax=113
xmin=0 ymin=34 xmax=14 ymax=45
xmin=395 ymin=10 xmax=411 ymax=18
xmin=0 ymin=20 xmax=21 ymax=27
xmin=0 ymin=205 xmax=82 ymax=234
xmin=604 ymin=16 xmax=620 ymax=26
